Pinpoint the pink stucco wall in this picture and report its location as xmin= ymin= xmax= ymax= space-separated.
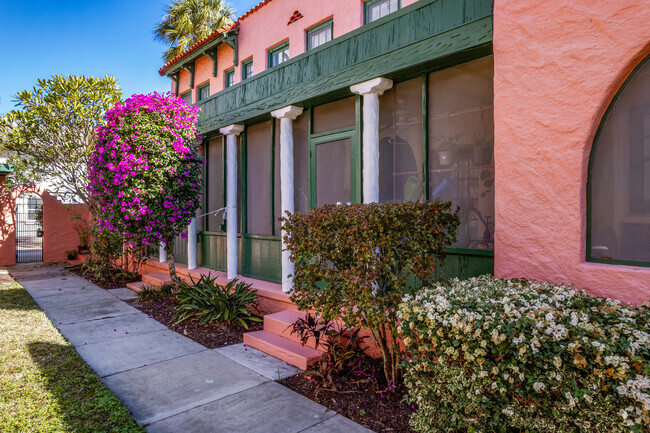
xmin=176 ymin=0 xmax=419 ymax=97
xmin=0 ymin=184 xmax=90 ymax=266
xmin=494 ymin=0 xmax=650 ymax=303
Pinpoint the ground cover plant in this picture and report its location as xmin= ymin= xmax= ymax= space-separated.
xmin=88 ymin=92 xmax=202 ymax=288
xmin=399 ymin=275 xmax=650 ymax=433
xmin=282 ymin=200 xmax=459 ymax=385
xmin=0 ymin=272 xmax=144 ymax=432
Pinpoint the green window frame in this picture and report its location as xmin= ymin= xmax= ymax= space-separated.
xmin=225 ymin=68 xmax=235 ymax=88
xmin=242 ymin=58 xmax=253 ymax=80
xmin=198 ymin=82 xmax=210 ymax=101
xmin=268 ymin=42 xmax=290 ymax=68
xmin=306 ymin=19 xmax=333 ymax=51
xmin=180 ymin=90 xmax=192 ymax=105
xmin=364 ymin=0 xmax=401 ymax=24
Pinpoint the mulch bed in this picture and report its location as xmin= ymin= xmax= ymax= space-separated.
xmin=74 ymin=267 xmax=414 ymax=432
xmin=128 ymin=297 xmax=263 ymax=348
xmin=67 ymin=265 xmax=141 ymax=290
xmin=282 ymin=358 xmax=416 ymax=433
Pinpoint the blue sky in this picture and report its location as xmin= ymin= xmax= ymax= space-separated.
xmin=0 ymin=0 xmax=260 ymax=114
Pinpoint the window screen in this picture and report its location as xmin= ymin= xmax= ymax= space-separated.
xmin=428 ymin=56 xmax=495 ymax=250
xmin=316 ymin=139 xmax=351 ymax=207
xmin=590 ymin=56 xmax=650 ymax=264
xmin=312 ymin=97 xmax=356 ymax=133
xmin=269 ymin=44 xmax=290 ymax=67
xmin=293 ymin=112 xmax=310 ymax=213
xmin=246 ymin=122 xmax=272 ymax=235
xmin=181 ymin=91 xmax=192 ymax=105
xmin=206 ymin=137 xmax=224 ymax=231
xmin=379 ymin=77 xmax=423 ymax=203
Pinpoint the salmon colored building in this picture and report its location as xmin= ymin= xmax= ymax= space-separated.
xmin=153 ymin=0 xmax=650 ymax=325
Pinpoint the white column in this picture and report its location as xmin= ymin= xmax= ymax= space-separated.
xmin=187 ymin=218 xmax=197 ymax=269
xmin=350 ymin=77 xmax=393 ymax=204
xmin=219 ymin=124 xmax=245 ymax=279
xmin=271 ymin=105 xmax=304 ymax=293
xmin=159 ymin=242 xmax=167 ymax=263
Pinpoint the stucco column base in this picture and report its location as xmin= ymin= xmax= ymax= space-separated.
xmin=271 ymin=105 xmax=304 ymax=293
xmin=219 ymin=124 xmax=245 ymax=279
xmin=350 ymin=77 xmax=393 ymax=203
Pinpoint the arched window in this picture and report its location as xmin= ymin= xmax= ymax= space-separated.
xmin=589 ymin=56 xmax=650 ymax=265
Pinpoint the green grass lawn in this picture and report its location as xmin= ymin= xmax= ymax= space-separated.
xmin=0 ymin=274 xmax=145 ymax=433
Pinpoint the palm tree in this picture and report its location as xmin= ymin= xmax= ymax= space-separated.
xmin=155 ymin=0 xmax=235 ymax=63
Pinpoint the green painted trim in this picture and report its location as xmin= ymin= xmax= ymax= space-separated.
xmin=221 ymin=136 xmax=227 ymax=231
xmin=242 ymin=233 xmax=281 ymax=241
xmin=270 ymin=119 xmax=277 ymax=236
xmin=204 ymin=47 xmax=219 ymax=77
xmin=588 ymin=257 xmax=650 ymax=269
xmin=421 ymin=74 xmax=429 ymax=201
xmin=364 ymin=0 xmax=402 ymax=25
xmin=199 ymin=230 xmax=227 ymax=236
xmin=161 ymin=28 xmax=239 ymax=76
xmin=168 ymin=72 xmax=180 ymax=97
xmin=242 ymin=58 xmax=253 ymax=80
xmin=310 ymin=126 xmax=356 ymax=140
xmin=203 ymin=141 xmax=209 ymax=230
xmin=223 ymin=33 xmax=239 ymax=66
xmin=445 ymin=247 xmax=494 ymax=257
xmin=224 ymin=68 xmax=235 ymax=88
xmin=196 ymin=0 xmax=493 ymax=132
xmin=306 ymin=19 xmax=334 ymax=51
xmin=182 ymin=62 xmax=196 ymax=89
xmin=586 ymin=54 xmax=650 ymax=266
xmin=268 ymin=41 xmax=290 ymax=68
xmin=197 ymin=82 xmax=210 ymax=101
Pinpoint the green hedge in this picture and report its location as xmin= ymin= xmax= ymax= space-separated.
xmin=398 ymin=276 xmax=650 ymax=432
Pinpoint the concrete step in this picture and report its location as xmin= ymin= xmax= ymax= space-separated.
xmin=126 ymin=281 xmax=145 ymax=293
xmin=243 ymin=330 xmax=324 ymax=370
xmin=263 ymin=310 xmax=324 ymax=350
xmin=141 ymin=273 xmax=172 ymax=287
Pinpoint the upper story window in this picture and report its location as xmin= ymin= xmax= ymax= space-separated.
xmin=198 ymin=83 xmax=210 ymax=101
xmin=225 ymin=68 xmax=235 ymax=88
xmin=180 ymin=90 xmax=192 ymax=105
xmin=365 ymin=0 xmax=400 ymax=24
xmin=307 ymin=20 xmax=333 ymax=50
xmin=268 ymin=42 xmax=290 ymax=68
xmin=242 ymin=58 xmax=253 ymax=80
xmin=589 ymin=55 xmax=650 ymax=266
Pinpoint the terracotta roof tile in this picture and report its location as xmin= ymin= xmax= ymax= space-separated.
xmin=158 ymin=0 xmax=276 ymax=75
xmin=158 ymin=22 xmax=239 ymax=76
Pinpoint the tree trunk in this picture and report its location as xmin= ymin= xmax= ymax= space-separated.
xmin=164 ymin=243 xmax=182 ymax=291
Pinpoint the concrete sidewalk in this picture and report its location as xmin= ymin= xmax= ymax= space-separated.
xmin=7 ymin=263 xmax=373 ymax=433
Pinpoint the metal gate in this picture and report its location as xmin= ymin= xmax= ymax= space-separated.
xmin=16 ymin=193 xmax=43 ymax=263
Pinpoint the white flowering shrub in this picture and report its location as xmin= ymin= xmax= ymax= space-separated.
xmin=398 ymin=276 xmax=650 ymax=433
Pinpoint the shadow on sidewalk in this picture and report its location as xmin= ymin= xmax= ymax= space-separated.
xmin=27 ymin=341 xmax=144 ymax=432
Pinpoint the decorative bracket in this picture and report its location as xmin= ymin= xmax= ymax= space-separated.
xmin=168 ymin=72 xmax=180 ymax=97
xmin=182 ymin=61 xmax=196 ymax=89
xmin=204 ymin=47 xmax=219 ymax=77
xmin=222 ymin=32 xmax=239 ymax=66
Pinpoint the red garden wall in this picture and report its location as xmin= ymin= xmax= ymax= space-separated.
xmin=0 ymin=183 xmax=90 ymax=266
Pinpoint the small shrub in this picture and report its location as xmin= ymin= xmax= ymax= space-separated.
xmin=282 ymin=200 xmax=459 ymax=384
xmin=137 ymin=283 xmax=175 ymax=301
xmin=291 ymin=313 xmax=367 ymax=391
xmin=173 ymin=275 xmax=261 ymax=328
xmin=65 ymin=250 xmax=77 ymax=260
xmin=398 ymin=275 xmax=650 ymax=433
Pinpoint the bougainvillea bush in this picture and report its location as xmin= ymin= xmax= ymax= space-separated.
xmin=88 ymin=92 xmax=202 ymax=286
xmin=281 ymin=201 xmax=460 ymax=385
xmin=399 ymin=276 xmax=650 ymax=433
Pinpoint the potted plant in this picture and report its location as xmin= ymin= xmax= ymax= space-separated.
xmin=73 ymin=220 xmax=91 ymax=255
xmin=435 ymin=135 xmax=460 ymax=167
xmin=65 ymin=250 xmax=77 ymax=260
xmin=34 ymin=207 xmax=44 ymax=237
xmin=471 ymin=133 xmax=493 ymax=166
